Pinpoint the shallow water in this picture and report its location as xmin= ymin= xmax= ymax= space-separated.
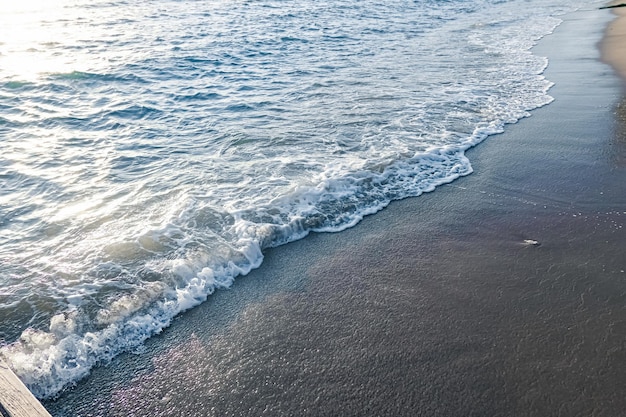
xmin=0 ymin=0 xmax=592 ymax=398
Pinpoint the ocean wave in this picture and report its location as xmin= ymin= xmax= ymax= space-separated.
xmin=1 ymin=119 xmax=522 ymax=399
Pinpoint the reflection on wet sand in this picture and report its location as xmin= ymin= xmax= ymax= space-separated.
xmin=612 ymin=97 xmax=626 ymax=167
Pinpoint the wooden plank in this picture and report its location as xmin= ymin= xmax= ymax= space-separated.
xmin=600 ymin=3 xmax=626 ymax=9
xmin=0 ymin=358 xmax=52 ymax=417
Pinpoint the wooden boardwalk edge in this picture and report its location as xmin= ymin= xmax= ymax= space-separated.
xmin=0 ymin=358 xmax=52 ymax=417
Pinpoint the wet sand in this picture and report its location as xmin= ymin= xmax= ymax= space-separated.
xmin=45 ymin=7 xmax=626 ymax=417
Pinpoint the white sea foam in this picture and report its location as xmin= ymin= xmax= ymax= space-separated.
xmin=1 ymin=240 xmax=264 ymax=399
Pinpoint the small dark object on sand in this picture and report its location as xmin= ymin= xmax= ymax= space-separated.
xmin=599 ymin=3 xmax=626 ymax=9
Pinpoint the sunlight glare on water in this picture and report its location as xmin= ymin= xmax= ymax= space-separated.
xmin=0 ymin=0 xmax=79 ymax=80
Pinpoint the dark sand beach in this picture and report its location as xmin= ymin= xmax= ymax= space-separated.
xmin=45 ymin=6 xmax=626 ymax=417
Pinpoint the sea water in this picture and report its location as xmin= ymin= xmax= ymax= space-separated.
xmin=0 ymin=0 xmax=594 ymax=399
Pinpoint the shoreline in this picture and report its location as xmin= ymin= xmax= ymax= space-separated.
xmin=44 ymin=7 xmax=626 ymax=417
